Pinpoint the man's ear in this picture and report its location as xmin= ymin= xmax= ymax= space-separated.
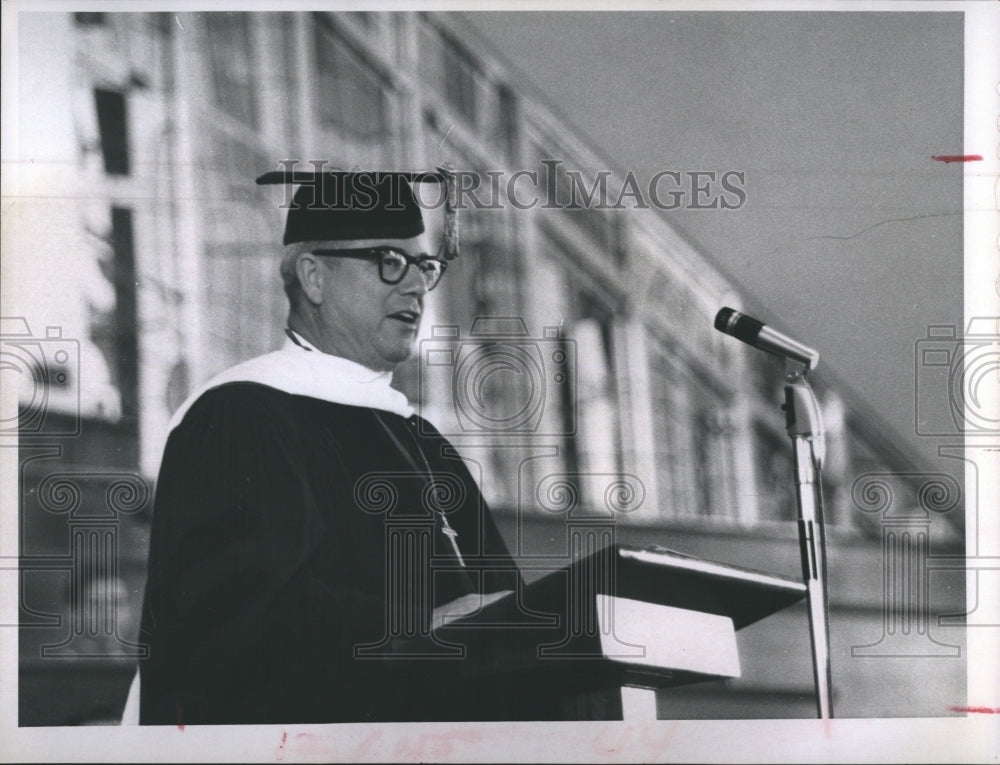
xmin=296 ymin=252 xmax=325 ymax=305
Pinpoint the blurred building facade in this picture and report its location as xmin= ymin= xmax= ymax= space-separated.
xmin=7 ymin=11 xmax=966 ymax=725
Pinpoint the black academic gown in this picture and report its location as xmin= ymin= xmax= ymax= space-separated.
xmin=138 ymin=382 xmax=523 ymax=725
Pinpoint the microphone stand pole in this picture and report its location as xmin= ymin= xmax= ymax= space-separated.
xmin=783 ymin=361 xmax=833 ymax=720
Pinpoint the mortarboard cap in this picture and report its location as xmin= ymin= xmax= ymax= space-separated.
xmin=256 ymin=166 xmax=460 ymax=259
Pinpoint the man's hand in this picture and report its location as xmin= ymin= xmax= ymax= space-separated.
xmin=431 ymin=590 xmax=512 ymax=631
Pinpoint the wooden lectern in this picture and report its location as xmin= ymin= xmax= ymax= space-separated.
xmin=430 ymin=544 xmax=807 ymax=720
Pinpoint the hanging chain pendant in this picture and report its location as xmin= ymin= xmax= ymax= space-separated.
xmin=438 ymin=513 xmax=466 ymax=567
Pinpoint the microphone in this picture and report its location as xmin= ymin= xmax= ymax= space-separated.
xmin=714 ymin=307 xmax=819 ymax=370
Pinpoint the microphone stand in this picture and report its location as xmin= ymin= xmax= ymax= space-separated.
xmin=783 ymin=360 xmax=834 ymax=720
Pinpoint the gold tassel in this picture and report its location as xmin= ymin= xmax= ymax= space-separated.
xmin=437 ymin=165 xmax=460 ymax=261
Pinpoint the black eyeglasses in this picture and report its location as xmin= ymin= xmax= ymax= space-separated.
xmin=312 ymin=246 xmax=448 ymax=291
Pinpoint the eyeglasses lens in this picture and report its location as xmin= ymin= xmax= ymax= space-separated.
xmin=379 ymin=251 xmax=408 ymax=282
xmin=377 ymin=250 xmax=444 ymax=290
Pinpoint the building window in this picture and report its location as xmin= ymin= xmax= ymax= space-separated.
xmin=753 ymin=422 xmax=796 ymax=521
xmin=558 ymin=164 xmax=615 ymax=256
xmin=752 ymin=348 xmax=785 ymax=402
xmin=420 ymin=21 xmax=479 ymax=127
xmin=569 ymin=292 xmax=624 ymax=516
xmin=496 ymin=84 xmax=518 ymax=158
xmin=273 ymin=13 xmax=299 ymax=144
xmin=312 ymin=14 xmax=388 ymax=140
xmin=530 ymin=146 xmax=616 ymax=260
xmin=94 ymin=89 xmax=129 ymax=176
xmin=648 ymin=349 xmax=698 ymax=518
xmin=198 ymin=117 xmax=286 ymax=368
xmin=88 ymin=207 xmax=139 ymax=427
xmin=692 ymin=393 xmax=738 ymax=518
xmin=533 ymin=235 xmax=625 ymax=497
xmin=442 ymin=32 xmax=478 ymax=126
xmin=74 ymin=13 xmax=106 ymax=26
xmin=573 ymin=316 xmax=620 ymax=468
xmin=204 ymin=13 xmax=259 ymax=129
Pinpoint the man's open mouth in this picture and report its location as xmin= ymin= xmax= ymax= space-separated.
xmin=388 ymin=310 xmax=420 ymax=325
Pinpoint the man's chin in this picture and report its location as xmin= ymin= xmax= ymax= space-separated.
xmin=376 ymin=342 xmax=417 ymax=369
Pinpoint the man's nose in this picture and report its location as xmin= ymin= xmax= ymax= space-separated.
xmin=398 ymin=264 xmax=429 ymax=296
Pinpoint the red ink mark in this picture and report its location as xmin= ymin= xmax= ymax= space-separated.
xmin=932 ymin=154 xmax=983 ymax=163
xmin=350 ymin=730 xmax=382 ymax=759
xmin=176 ymin=702 xmax=184 ymax=731
xmin=950 ymin=705 xmax=1000 ymax=714
xmin=286 ymin=730 xmax=375 ymax=759
xmin=277 ymin=731 xmax=287 ymax=762
xmin=290 ymin=732 xmax=339 ymax=758
xmin=393 ymin=729 xmax=483 ymax=760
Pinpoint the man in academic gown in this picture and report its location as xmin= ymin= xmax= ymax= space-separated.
xmin=137 ymin=169 xmax=523 ymax=725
